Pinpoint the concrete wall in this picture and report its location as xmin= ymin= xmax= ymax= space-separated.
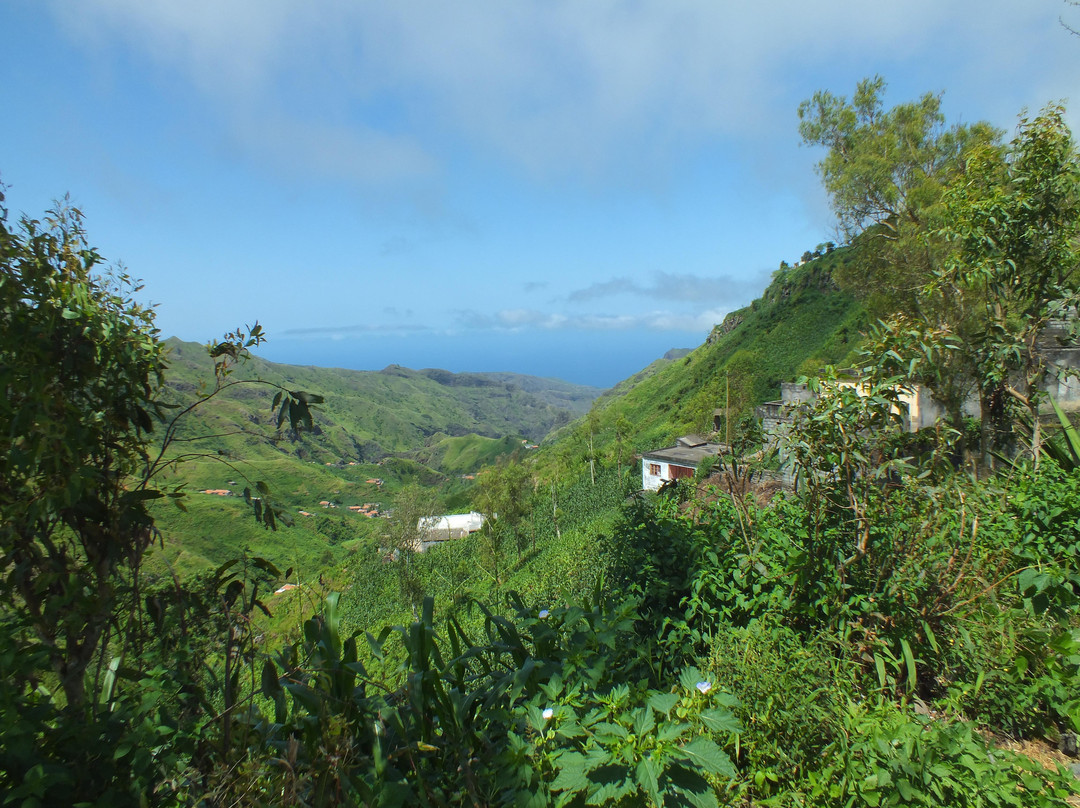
xmin=780 ymin=382 xmax=814 ymax=405
xmin=641 ymin=459 xmax=696 ymax=491
xmin=642 ymin=459 xmax=671 ymax=491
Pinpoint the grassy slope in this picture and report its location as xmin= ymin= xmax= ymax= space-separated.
xmin=161 ymin=339 xmax=601 ymax=465
xmin=150 ymin=342 xmax=599 ymax=579
xmin=535 ymin=248 xmax=867 ymax=474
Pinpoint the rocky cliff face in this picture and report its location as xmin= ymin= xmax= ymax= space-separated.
xmin=707 ymin=310 xmax=745 ymax=344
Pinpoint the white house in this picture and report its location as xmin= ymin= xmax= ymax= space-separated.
xmin=415 ymin=511 xmax=485 ymax=552
xmin=640 ymin=436 xmax=724 ymax=491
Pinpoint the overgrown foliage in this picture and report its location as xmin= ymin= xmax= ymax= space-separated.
xmin=6 ymin=84 xmax=1080 ymax=807
xmin=237 ymin=592 xmax=741 ymax=806
xmin=0 ymin=191 xmax=320 ymax=803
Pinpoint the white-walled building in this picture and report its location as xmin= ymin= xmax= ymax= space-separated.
xmin=640 ymin=436 xmax=724 ymax=491
xmin=416 ymin=511 xmax=485 ymax=552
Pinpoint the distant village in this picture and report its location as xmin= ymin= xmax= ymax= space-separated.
xmin=210 ymin=325 xmax=1080 ymax=567
xmin=200 ymin=477 xmax=388 ymax=519
xmin=642 ymin=320 xmax=1080 ymax=492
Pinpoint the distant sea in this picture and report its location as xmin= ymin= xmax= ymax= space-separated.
xmin=258 ymin=329 xmax=704 ymax=389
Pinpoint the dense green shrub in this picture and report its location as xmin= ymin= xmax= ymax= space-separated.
xmin=803 ymin=701 xmax=1076 ymax=807
xmin=706 ymin=620 xmax=849 ymax=800
xmin=239 ymin=593 xmax=741 ymax=806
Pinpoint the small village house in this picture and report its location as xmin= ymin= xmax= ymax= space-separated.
xmin=415 ymin=511 xmax=485 ymax=552
xmin=640 ymin=435 xmax=724 ymax=492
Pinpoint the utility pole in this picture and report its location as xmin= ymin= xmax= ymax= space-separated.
xmin=725 ymin=371 xmax=731 ymax=447
xmin=588 ymin=429 xmax=595 ymax=486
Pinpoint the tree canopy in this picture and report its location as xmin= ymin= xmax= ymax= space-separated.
xmin=936 ymin=104 xmax=1080 ymax=458
xmin=799 ymin=76 xmax=1001 ymax=315
xmin=0 ymin=194 xmax=169 ymax=709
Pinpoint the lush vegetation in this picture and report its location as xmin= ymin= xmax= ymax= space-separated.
xmin=142 ymin=340 xmax=598 ymax=584
xmin=4 ymin=82 xmax=1080 ymax=808
xmin=533 ymin=246 xmax=867 ymax=485
xmin=162 ymin=337 xmax=599 ymax=466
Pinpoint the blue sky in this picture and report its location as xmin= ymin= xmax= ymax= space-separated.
xmin=3 ymin=1 xmax=1079 ymax=387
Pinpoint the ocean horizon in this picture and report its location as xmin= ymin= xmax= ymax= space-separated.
xmin=249 ymin=328 xmax=703 ymax=389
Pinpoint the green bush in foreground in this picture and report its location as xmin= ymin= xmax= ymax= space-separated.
xmin=228 ymin=592 xmax=740 ymax=806
xmin=803 ymin=700 xmax=1075 ymax=808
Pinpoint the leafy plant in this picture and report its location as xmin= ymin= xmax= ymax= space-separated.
xmin=805 ymin=701 xmax=1076 ymax=807
xmin=249 ymin=591 xmax=742 ymax=806
xmin=706 ymin=620 xmax=847 ymax=800
xmin=0 ymin=192 xmax=321 ymax=802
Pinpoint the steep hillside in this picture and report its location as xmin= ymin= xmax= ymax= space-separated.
xmin=160 ymin=339 xmax=601 ymax=467
xmin=462 ymin=371 xmax=602 ymax=414
xmin=538 ymin=248 xmax=867 ymax=469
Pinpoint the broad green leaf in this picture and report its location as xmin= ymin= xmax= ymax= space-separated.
xmin=635 ymin=756 xmax=662 ymax=806
xmin=698 ymin=708 xmax=740 ymax=734
xmin=649 ymin=692 xmax=680 ymax=715
xmin=678 ymin=666 xmax=706 ymax=692
xmin=633 ymin=705 xmax=656 ymax=737
xmin=593 ymin=721 xmax=629 ymax=740
xmin=874 ymin=653 xmax=887 ymax=689
xmin=896 ymin=778 xmax=917 ymax=802
xmin=677 ymin=737 xmax=735 ymax=777
xmin=586 ymin=774 xmax=635 ymax=806
xmin=658 ymin=722 xmax=691 ymax=743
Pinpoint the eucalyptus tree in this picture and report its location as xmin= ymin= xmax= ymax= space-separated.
xmin=934 ymin=105 xmax=1080 ymax=460
xmin=799 ymin=76 xmax=1001 ymax=318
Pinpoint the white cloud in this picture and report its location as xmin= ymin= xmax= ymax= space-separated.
xmin=45 ymin=0 xmax=1077 ymax=188
xmin=497 ymin=309 xmax=566 ymax=329
xmin=493 ymin=307 xmax=728 ymax=333
xmin=283 ymin=304 xmax=727 ymax=339
xmin=567 ymin=272 xmax=758 ymax=304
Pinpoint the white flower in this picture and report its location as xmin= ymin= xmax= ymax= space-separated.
xmin=538 ymin=609 xmax=550 ymax=619
xmin=695 ymin=681 xmax=712 ymax=694
xmin=542 ymin=707 xmax=554 ymax=720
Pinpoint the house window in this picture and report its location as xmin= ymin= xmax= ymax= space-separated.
xmin=648 ymin=463 xmax=661 ymax=476
xmin=669 ymin=465 xmax=694 ymax=480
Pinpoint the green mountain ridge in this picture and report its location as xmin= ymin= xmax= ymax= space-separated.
xmin=161 ymin=337 xmax=602 ymax=469
xmin=162 ymin=243 xmax=863 ymax=485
